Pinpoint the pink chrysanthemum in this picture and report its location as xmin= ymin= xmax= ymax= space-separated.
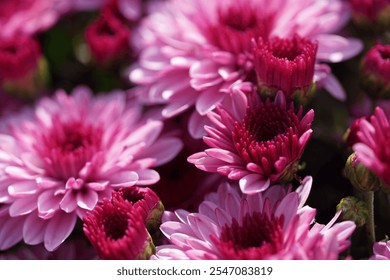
xmin=0 ymin=0 xmax=71 ymax=38
xmin=83 ymin=197 xmax=154 ymax=260
xmin=353 ymin=106 xmax=390 ymax=188
xmin=0 ymin=86 xmax=182 ymax=251
xmin=370 ymin=240 xmax=390 ymax=260
xmin=130 ymin=0 xmax=362 ymax=138
xmin=188 ymin=89 xmax=314 ymax=194
xmin=153 ymin=177 xmax=356 ymax=260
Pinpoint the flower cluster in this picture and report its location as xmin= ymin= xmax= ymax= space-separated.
xmin=1 ymin=0 xmax=390 ymax=261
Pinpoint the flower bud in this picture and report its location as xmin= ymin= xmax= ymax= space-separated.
xmin=112 ymin=187 xmax=164 ymax=240
xmin=345 ymin=153 xmax=381 ymax=192
xmin=336 ymin=196 xmax=369 ymax=227
xmin=84 ymin=10 xmax=131 ymax=67
xmin=360 ymin=43 xmax=390 ymax=99
xmin=253 ymin=34 xmax=318 ymax=101
xmin=0 ymin=36 xmax=48 ymax=99
xmin=83 ymin=199 xmax=155 ymax=260
xmin=349 ymin=0 xmax=390 ymax=33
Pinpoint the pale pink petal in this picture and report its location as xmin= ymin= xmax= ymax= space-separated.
xmin=239 ymin=174 xmax=270 ymax=194
xmin=44 ymin=212 xmax=77 ymax=251
xmin=23 ymin=213 xmax=46 ymax=245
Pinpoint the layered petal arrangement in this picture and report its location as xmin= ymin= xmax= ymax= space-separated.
xmin=154 ymin=177 xmax=356 ymax=260
xmin=188 ymin=90 xmax=314 ymax=193
xmin=352 ymin=107 xmax=390 ymax=189
xmin=130 ymin=0 xmax=362 ymax=138
xmin=0 ymin=86 xmax=182 ymax=251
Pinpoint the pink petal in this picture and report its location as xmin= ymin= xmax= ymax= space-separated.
xmin=123 ymin=120 xmax=163 ymax=147
xmin=110 ymin=171 xmax=139 ymax=187
xmin=9 ymin=196 xmax=38 ymax=217
xmin=59 ymin=191 xmax=78 ymax=213
xmin=160 ymin=221 xmax=194 ymax=238
xmin=205 ymin=148 xmax=242 ymax=164
xmin=0 ymin=216 xmax=24 ymax=250
xmin=322 ymin=73 xmax=346 ymax=101
xmin=188 ymin=111 xmax=209 ymax=139
xmin=275 ymin=192 xmax=299 ymax=228
xmin=295 ymin=176 xmax=313 ymax=208
xmin=44 ymin=212 xmax=77 ymax=251
xmin=134 ymin=169 xmax=160 ymax=185
xmin=195 ymin=87 xmax=225 ymax=115
xmin=315 ymin=35 xmax=363 ymax=63
xmin=239 ymin=174 xmax=270 ymax=194
xmin=37 ymin=190 xmax=62 ymax=219
xmin=140 ymin=138 xmax=183 ymax=166
xmin=190 ymin=60 xmax=220 ymax=79
xmin=76 ymin=189 xmax=99 ymax=210
xmin=8 ymin=181 xmax=37 ymax=196
xmin=23 ymin=213 xmax=46 ymax=245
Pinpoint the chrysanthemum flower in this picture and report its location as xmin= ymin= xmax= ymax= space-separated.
xmin=188 ymin=90 xmax=314 ymax=194
xmin=153 ymin=177 xmax=356 ymax=260
xmin=353 ymin=107 xmax=390 ymax=189
xmin=370 ymin=240 xmax=390 ymax=260
xmin=129 ymin=0 xmax=362 ymax=138
xmin=0 ymin=86 xmax=182 ymax=251
xmin=0 ymin=0 xmax=71 ymax=38
xmin=361 ymin=43 xmax=390 ymax=98
xmin=83 ymin=198 xmax=154 ymax=259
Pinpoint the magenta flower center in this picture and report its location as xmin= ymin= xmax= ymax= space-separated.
xmin=214 ymin=212 xmax=284 ymax=259
xmin=233 ymin=103 xmax=300 ymax=164
xmin=37 ymin=120 xmax=103 ymax=179
xmin=103 ymin=210 xmax=129 ymax=240
xmin=206 ymin=5 xmax=272 ymax=54
xmin=118 ymin=188 xmax=146 ymax=205
xmin=379 ymin=48 xmax=390 ymax=60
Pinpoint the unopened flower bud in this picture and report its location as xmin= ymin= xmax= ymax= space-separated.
xmin=84 ymin=10 xmax=131 ymax=67
xmin=336 ymin=196 xmax=369 ymax=227
xmin=349 ymin=0 xmax=390 ymax=33
xmin=360 ymin=43 xmax=390 ymax=99
xmin=83 ymin=199 xmax=155 ymax=260
xmin=253 ymin=34 xmax=318 ymax=101
xmin=345 ymin=153 xmax=381 ymax=192
xmin=0 ymin=36 xmax=48 ymax=99
xmin=112 ymin=187 xmax=164 ymax=239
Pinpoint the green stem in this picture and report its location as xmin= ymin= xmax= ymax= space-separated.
xmin=365 ymin=191 xmax=376 ymax=253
